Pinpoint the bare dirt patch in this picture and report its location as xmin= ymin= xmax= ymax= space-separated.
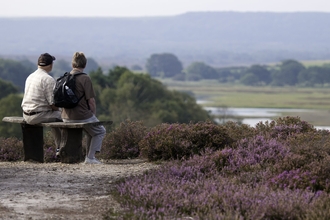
xmin=0 ymin=160 xmax=157 ymax=220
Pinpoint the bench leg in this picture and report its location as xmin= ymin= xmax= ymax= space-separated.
xmin=21 ymin=124 xmax=44 ymax=163
xmin=59 ymin=128 xmax=84 ymax=163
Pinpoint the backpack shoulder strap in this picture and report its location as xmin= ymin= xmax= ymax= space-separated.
xmin=72 ymin=72 xmax=86 ymax=76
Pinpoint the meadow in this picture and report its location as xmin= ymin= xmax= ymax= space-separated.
xmin=162 ymin=80 xmax=330 ymax=109
xmin=162 ymin=79 xmax=330 ymax=126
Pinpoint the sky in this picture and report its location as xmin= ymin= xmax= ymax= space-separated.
xmin=1 ymin=0 xmax=330 ymax=17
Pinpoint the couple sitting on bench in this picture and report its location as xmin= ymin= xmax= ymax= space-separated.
xmin=21 ymin=52 xmax=105 ymax=164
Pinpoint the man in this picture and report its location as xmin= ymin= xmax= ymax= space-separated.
xmin=61 ymin=52 xmax=106 ymax=164
xmin=21 ymin=53 xmax=62 ymax=153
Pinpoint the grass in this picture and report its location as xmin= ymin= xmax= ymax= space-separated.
xmin=162 ymin=80 xmax=330 ymax=109
xmin=301 ymin=59 xmax=330 ymax=67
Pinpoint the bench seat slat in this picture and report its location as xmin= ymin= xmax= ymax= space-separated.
xmin=2 ymin=116 xmax=112 ymax=128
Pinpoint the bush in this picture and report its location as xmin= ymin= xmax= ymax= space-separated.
xmin=107 ymin=117 xmax=330 ymax=219
xmin=0 ymin=137 xmax=23 ymax=161
xmin=272 ymin=130 xmax=330 ymax=192
xmin=223 ymin=121 xmax=256 ymax=143
xmin=113 ymin=151 xmax=324 ymax=219
xmin=139 ymin=121 xmax=233 ymax=161
xmin=219 ymin=135 xmax=289 ymax=174
xmin=255 ymin=116 xmax=316 ymax=140
xmin=100 ymin=120 xmax=147 ymax=159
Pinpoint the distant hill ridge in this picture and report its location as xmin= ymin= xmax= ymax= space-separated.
xmin=1 ymin=12 xmax=330 ymax=67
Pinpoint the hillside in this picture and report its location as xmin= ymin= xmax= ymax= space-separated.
xmin=1 ymin=12 xmax=330 ymax=67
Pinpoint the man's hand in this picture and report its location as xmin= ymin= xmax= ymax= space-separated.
xmin=50 ymin=105 xmax=60 ymax=111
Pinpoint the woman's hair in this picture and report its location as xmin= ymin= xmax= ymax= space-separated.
xmin=72 ymin=52 xmax=87 ymax=68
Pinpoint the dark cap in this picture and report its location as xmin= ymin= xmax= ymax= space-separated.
xmin=38 ymin=53 xmax=56 ymax=66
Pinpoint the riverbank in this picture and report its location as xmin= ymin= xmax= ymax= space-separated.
xmin=205 ymin=107 xmax=330 ymax=127
xmin=162 ymin=79 xmax=330 ymax=127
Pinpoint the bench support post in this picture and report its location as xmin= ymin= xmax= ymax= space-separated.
xmin=21 ymin=124 xmax=44 ymax=163
xmin=58 ymin=128 xmax=84 ymax=163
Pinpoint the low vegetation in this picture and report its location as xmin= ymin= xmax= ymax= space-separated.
xmin=163 ymin=79 xmax=330 ymax=109
xmin=1 ymin=117 xmax=330 ymax=219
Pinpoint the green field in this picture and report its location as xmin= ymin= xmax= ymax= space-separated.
xmin=161 ymin=79 xmax=330 ymax=126
xmin=301 ymin=59 xmax=330 ymax=67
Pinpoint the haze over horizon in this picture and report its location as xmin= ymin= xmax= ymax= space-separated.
xmin=2 ymin=12 xmax=330 ymax=68
xmin=2 ymin=1 xmax=330 ymax=68
xmin=1 ymin=0 xmax=330 ymax=17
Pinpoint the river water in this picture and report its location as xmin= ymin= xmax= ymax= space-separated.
xmin=203 ymin=107 xmax=330 ymax=130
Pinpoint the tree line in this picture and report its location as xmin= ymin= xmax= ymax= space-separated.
xmin=146 ymin=53 xmax=330 ymax=87
xmin=2 ymin=54 xmax=330 ymax=92
xmin=1 ymin=54 xmax=329 ymax=138
xmin=0 ymin=60 xmax=210 ymax=138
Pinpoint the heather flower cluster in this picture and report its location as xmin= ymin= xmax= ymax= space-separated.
xmin=114 ymin=150 xmax=329 ymax=219
xmin=0 ymin=137 xmax=23 ymax=161
xmin=108 ymin=117 xmax=330 ymax=219
xmin=270 ymin=169 xmax=319 ymax=190
xmin=219 ymin=135 xmax=289 ymax=173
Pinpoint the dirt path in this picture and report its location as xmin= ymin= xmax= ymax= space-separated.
xmin=0 ymin=160 xmax=157 ymax=220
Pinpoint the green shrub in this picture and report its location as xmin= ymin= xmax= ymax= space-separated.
xmin=100 ymin=120 xmax=147 ymax=159
xmin=223 ymin=121 xmax=256 ymax=143
xmin=139 ymin=121 xmax=233 ymax=161
xmin=255 ymin=116 xmax=316 ymax=140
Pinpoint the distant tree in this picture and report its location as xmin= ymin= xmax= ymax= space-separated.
xmin=51 ymin=59 xmax=71 ymax=78
xmin=271 ymin=60 xmax=305 ymax=86
xmin=94 ymin=66 xmax=211 ymax=127
xmin=298 ymin=67 xmax=320 ymax=86
xmin=185 ymin=62 xmax=218 ymax=80
xmin=0 ymin=58 xmax=32 ymax=91
xmin=130 ymin=64 xmax=143 ymax=71
xmin=216 ymin=69 xmax=232 ymax=82
xmin=0 ymin=79 xmax=19 ymax=99
xmin=145 ymin=53 xmax=183 ymax=78
xmin=240 ymin=73 xmax=259 ymax=86
xmin=98 ymin=87 xmax=116 ymax=120
xmin=49 ymin=57 xmax=99 ymax=78
xmin=90 ymin=67 xmax=109 ymax=89
xmin=107 ymin=66 xmax=132 ymax=87
xmin=91 ymin=66 xmax=144 ymax=119
xmin=172 ymin=73 xmax=186 ymax=81
xmin=186 ymin=73 xmax=202 ymax=81
xmin=245 ymin=64 xmax=271 ymax=85
xmin=298 ymin=66 xmax=330 ymax=86
xmin=0 ymin=94 xmax=23 ymax=138
xmin=21 ymin=59 xmax=36 ymax=70
xmin=85 ymin=57 xmax=99 ymax=74
xmin=321 ymin=66 xmax=330 ymax=83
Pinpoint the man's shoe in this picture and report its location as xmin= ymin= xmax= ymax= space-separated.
xmin=84 ymin=157 xmax=102 ymax=164
xmin=55 ymin=148 xmax=60 ymax=158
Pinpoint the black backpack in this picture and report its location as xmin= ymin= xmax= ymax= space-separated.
xmin=53 ymin=72 xmax=85 ymax=109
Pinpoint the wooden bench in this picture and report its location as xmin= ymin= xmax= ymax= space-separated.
xmin=2 ymin=116 xmax=112 ymax=163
